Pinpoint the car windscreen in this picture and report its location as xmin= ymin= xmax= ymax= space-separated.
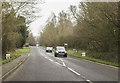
xmin=46 ymin=47 xmax=52 ymax=49
xmin=56 ymin=47 xmax=65 ymax=50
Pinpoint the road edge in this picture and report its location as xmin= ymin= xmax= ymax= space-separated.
xmin=1 ymin=53 xmax=30 ymax=80
xmin=68 ymin=55 xmax=119 ymax=70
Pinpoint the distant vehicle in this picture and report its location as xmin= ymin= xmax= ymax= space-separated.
xmin=25 ymin=43 xmax=29 ymax=47
xmin=54 ymin=46 xmax=67 ymax=57
xmin=46 ymin=47 xmax=53 ymax=52
xmin=36 ymin=44 xmax=39 ymax=47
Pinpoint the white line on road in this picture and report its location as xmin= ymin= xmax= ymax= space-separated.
xmin=39 ymin=47 xmax=93 ymax=83
xmin=55 ymin=62 xmax=62 ymax=66
xmin=56 ymin=58 xmax=66 ymax=67
xmin=67 ymin=67 xmax=93 ymax=83
xmin=49 ymin=59 xmax=53 ymax=62
xmin=59 ymin=58 xmax=63 ymax=62
xmin=45 ymin=57 xmax=48 ymax=59
xmin=86 ymin=79 xmax=93 ymax=83
xmin=39 ymin=50 xmax=44 ymax=56
xmin=67 ymin=67 xmax=80 ymax=76
xmin=28 ymin=54 xmax=30 ymax=56
xmin=41 ymin=49 xmax=45 ymax=52
xmin=41 ymin=54 xmax=44 ymax=56
xmin=59 ymin=58 xmax=66 ymax=66
xmin=62 ymin=61 xmax=66 ymax=67
xmin=56 ymin=58 xmax=62 ymax=61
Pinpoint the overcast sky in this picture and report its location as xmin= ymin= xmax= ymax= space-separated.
xmin=29 ymin=0 xmax=80 ymax=37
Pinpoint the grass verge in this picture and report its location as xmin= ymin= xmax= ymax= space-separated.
xmin=16 ymin=47 xmax=30 ymax=53
xmin=2 ymin=47 xmax=30 ymax=64
xmin=2 ymin=54 xmax=21 ymax=64
xmin=68 ymin=53 xmax=119 ymax=67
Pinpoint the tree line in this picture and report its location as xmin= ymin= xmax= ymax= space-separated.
xmin=39 ymin=2 xmax=119 ymax=63
xmin=2 ymin=1 xmax=38 ymax=59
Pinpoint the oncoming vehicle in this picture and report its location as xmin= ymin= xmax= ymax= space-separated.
xmin=54 ymin=46 xmax=67 ymax=57
xmin=46 ymin=47 xmax=53 ymax=52
xmin=36 ymin=44 xmax=39 ymax=47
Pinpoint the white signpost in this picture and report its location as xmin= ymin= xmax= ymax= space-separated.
xmin=82 ymin=52 xmax=86 ymax=56
xmin=64 ymin=43 xmax=68 ymax=46
xmin=6 ymin=54 xmax=10 ymax=59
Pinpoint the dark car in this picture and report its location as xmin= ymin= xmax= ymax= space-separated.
xmin=46 ymin=47 xmax=53 ymax=52
xmin=54 ymin=46 xmax=67 ymax=57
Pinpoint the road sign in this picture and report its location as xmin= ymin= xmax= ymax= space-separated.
xmin=82 ymin=52 xmax=86 ymax=56
xmin=64 ymin=43 xmax=68 ymax=46
xmin=25 ymin=43 xmax=29 ymax=47
xmin=25 ymin=43 xmax=29 ymax=45
xmin=6 ymin=54 xmax=10 ymax=59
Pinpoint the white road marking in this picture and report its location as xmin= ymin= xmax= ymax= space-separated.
xmin=67 ymin=67 xmax=80 ymax=76
xmin=28 ymin=54 xmax=30 ymax=56
xmin=58 ymin=58 xmax=66 ymax=67
xmin=60 ymin=58 xmax=63 ymax=62
xmin=81 ymin=76 xmax=86 ymax=79
xmin=56 ymin=58 xmax=61 ymax=60
xmin=67 ymin=67 xmax=93 ymax=83
xmin=45 ymin=57 xmax=48 ymax=59
xmin=41 ymin=49 xmax=45 ymax=52
xmin=49 ymin=59 xmax=53 ymax=62
xmin=55 ymin=62 xmax=62 ymax=66
xmin=39 ymin=47 xmax=94 ymax=83
xmin=62 ymin=61 xmax=66 ymax=67
xmin=86 ymin=79 xmax=93 ymax=83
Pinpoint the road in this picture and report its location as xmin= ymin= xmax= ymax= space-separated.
xmin=4 ymin=46 xmax=118 ymax=82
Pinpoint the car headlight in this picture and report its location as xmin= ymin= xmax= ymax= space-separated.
xmin=65 ymin=51 xmax=67 ymax=53
xmin=56 ymin=51 xmax=58 ymax=53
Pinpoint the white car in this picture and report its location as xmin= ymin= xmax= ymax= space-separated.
xmin=46 ymin=47 xmax=53 ymax=52
xmin=36 ymin=44 xmax=39 ymax=47
xmin=54 ymin=46 xmax=67 ymax=57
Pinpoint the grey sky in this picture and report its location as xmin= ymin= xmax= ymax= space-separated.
xmin=29 ymin=0 xmax=119 ymax=37
xmin=29 ymin=0 xmax=80 ymax=37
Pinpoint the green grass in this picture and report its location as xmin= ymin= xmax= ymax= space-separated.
xmin=68 ymin=53 xmax=119 ymax=67
xmin=2 ymin=54 xmax=21 ymax=64
xmin=16 ymin=47 xmax=30 ymax=53
xmin=67 ymin=49 xmax=85 ymax=54
xmin=2 ymin=47 xmax=30 ymax=64
xmin=67 ymin=49 xmax=74 ymax=52
xmin=52 ymin=48 xmax=55 ymax=52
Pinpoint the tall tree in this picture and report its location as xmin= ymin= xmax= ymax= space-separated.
xmin=2 ymin=0 xmax=40 ymax=57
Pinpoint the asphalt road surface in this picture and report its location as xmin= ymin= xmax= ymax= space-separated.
xmin=4 ymin=46 xmax=118 ymax=82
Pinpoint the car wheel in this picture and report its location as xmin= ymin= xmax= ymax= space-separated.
xmin=55 ymin=53 xmax=57 ymax=57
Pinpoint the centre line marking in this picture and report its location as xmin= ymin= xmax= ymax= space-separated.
xmin=55 ymin=62 xmax=62 ymax=66
xmin=45 ymin=56 xmax=47 ymax=58
xmin=39 ymin=47 xmax=93 ymax=83
xmin=67 ymin=67 xmax=80 ymax=76
xmin=62 ymin=61 xmax=66 ymax=67
xmin=49 ymin=59 xmax=53 ymax=62
xmin=60 ymin=58 xmax=63 ymax=62
xmin=86 ymin=80 xmax=93 ymax=83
